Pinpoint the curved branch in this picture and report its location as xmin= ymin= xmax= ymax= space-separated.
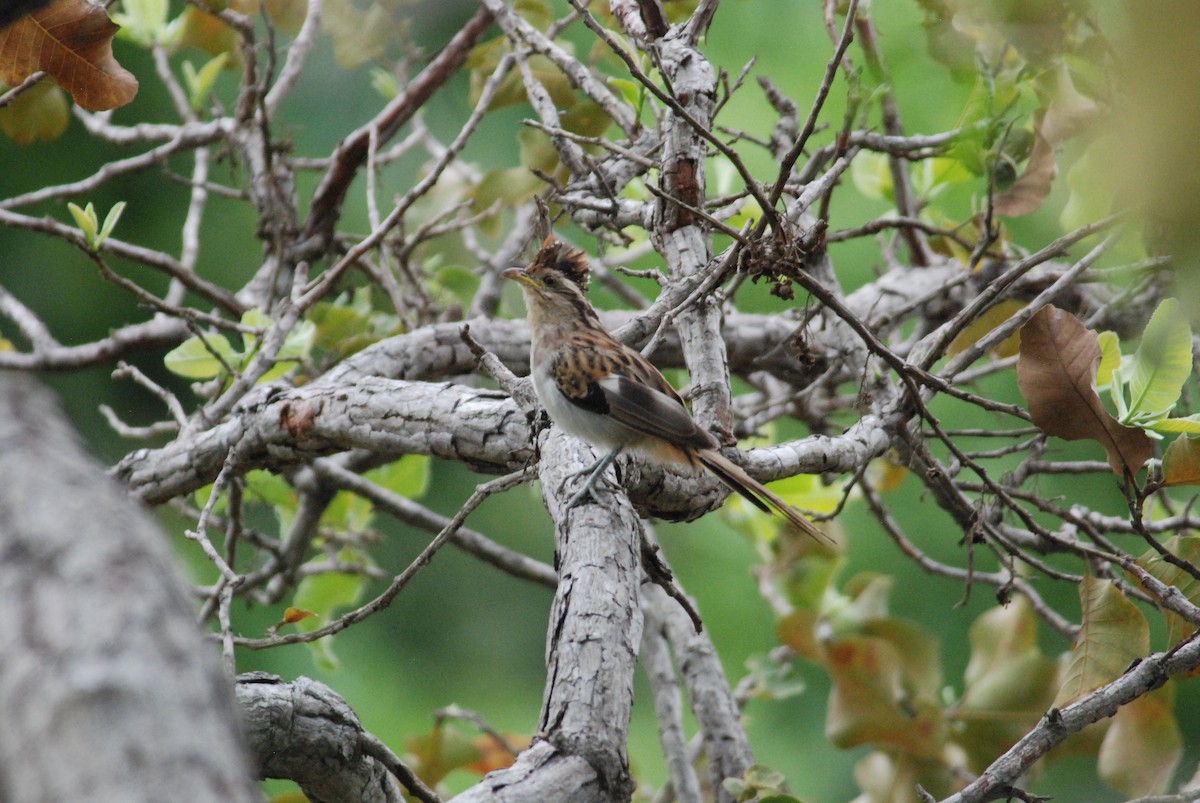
xmin=236 ymin=672 xmax=433 ymax=803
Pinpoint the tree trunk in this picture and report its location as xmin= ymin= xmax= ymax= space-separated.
xmin=0 ymin=376 xmax=259 ymax=802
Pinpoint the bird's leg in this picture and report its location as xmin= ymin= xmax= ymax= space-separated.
xmin=563 ymin=447 xmax=623 ymax=509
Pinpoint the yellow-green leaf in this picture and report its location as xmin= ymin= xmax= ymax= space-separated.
xmin=956 ymin=598 xmax=1059 ymax=771
xmin=0 ymin=80 xmax=69 ymax=143
xmin=1097 ymin=685 xmax=1181 ymax=797
xmin=293 ymin=564 xmax=368 ymax=671
xmin=1095 ymin=330 xmax=1121 ymax=387
xmin=1054 ymin=576 xmax=1149 ymax=707
xmin=365 ymin=454 xmax=431 ymax=500
xmin=163 ymin=333 xmax=237 ymax=378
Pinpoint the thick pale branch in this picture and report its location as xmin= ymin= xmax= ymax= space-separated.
xmin=0 ymin=376 xmax=258 ymax=801
xmin=236 ymin=673 xmax=431 ymax=803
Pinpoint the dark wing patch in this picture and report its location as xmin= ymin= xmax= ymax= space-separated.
xmin=601 ymin=374 xmax=715 ymax=449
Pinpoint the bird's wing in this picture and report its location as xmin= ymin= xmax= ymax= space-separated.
xmin=549 ymin=336 xmax=715 ymax=449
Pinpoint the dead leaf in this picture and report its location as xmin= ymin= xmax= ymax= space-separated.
xmin=0 ymin=0 xmax=138 ymax=111
xmin=1017 ymin=306 xmax=1153 ymax=477
xmin=993 ymin=128 xmax=1057 ymax=216
xmin=1037 ymin=61 xmax=1103 ymax=144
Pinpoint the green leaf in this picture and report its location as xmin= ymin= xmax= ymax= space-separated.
xmin=956 ymin=598 xmax=1059 ymax=771
xmin=365 ymin=454 xmax=431 ymax=500
xmin=726 ymin=197 xmax=763 ymax=232
xmin=183 ymin=53 xmax=229 ymax=111
xmin=113 ymin=0 xmax=169 ymax=45
xmin=472 ymin=167 xmax=541 ymax=212
xmin=163 ymin=333 xmax=238 ymax=378
xmin=279 ymin=319 xmax=316 ymax=360
xmin=1054 ymin=576 xmax=1149 ymax=707
xmin=97 ymin=201 xmax=126 ymax=246
xmin=608 ymin=77 xmax=642 ymax=109
xmin=1149 ymin=414 xmax=1200 ymax=435
xmin=256 ymin=319 xmax=317 ymax=383
xmin=322 ymin=489 xmax=375 ymax=532
xmin=239 ymin=307 xmax=272 ymax=351
xmin=911 ymin=156 xmax=972 ymax=200
xmin=742 ymin=651 xmax=806 ymax=701
xmin=850 ymin=151 xmax=893 ymax=201
xmin=0 ymin=80 xmax=69 ymax=144
xmin=1123 ymin=298 xmax=1193 ymax=422
xmin=243 ymin=468 xmax=297 ymax=530
xmin=292 ymin=563 xmax=368 ymax=672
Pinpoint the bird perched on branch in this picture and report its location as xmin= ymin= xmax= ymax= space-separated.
xmin=502 ymin=237 xmax=830 ymax=544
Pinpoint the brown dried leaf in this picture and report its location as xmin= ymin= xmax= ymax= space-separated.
xmin=993 ymin=129 xmax=1057 ymax=216
xmin=0 ymin=0 xmax=137 ymax=111
xmin=1017 ymin=306 xmax=1153 ymax=477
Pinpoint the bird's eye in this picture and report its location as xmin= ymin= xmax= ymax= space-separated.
xmin=543 ymin=274 xmax=557 ymax=286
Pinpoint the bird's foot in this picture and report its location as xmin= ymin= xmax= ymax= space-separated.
xmin=561 ymin=448 xmax=622 ymax=510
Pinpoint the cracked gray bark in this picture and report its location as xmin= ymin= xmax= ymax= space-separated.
xmin=0 ymin=375 xmax=259 ymax=803
xmin=236 ymin=673 xmax=402 ymax=803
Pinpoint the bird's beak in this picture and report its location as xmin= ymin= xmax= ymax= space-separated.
xmin=501 ymin=267 xmax=537 ymax=288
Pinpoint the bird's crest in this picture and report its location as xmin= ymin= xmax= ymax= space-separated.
xmin=531 ymin=236 xmax=591 ymax=292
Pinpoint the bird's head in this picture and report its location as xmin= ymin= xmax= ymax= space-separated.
xmin=502 ymin=237 xmax=594 ymax=319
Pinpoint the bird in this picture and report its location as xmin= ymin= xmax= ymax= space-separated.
xmin=502 ymin=236 xmax=831 ymax=544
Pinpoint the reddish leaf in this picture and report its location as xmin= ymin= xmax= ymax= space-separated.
xmin=282 ymin=606 xmax=316 ymax=624
xmin=464 ymin=733 xmax=529 ymax=775
xmin=1017 ymin=306 xmax=1153 ymax=477
xmin=0 ymin=0 xmax=137 ymax=111
xmin=825 ymin=634 xmax=946 ymax=759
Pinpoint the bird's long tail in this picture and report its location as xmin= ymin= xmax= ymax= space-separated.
xmin=699 ymin=449 xmax=832 ymax=544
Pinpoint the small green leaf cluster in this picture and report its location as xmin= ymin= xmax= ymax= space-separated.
xmin=67 ymin=200 xmax=126 ymax=250
xmin=723 ymin=764 xmax=801 ymax=803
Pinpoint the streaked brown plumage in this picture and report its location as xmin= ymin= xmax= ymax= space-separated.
xmin=502 ymin=237 xmax=830 ymax=544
